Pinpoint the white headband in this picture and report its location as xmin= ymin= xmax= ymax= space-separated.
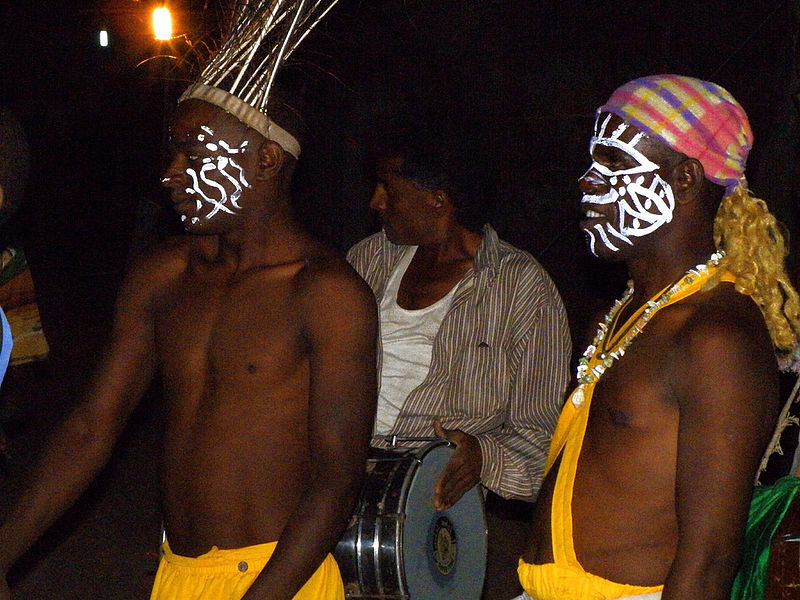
xmin=180 ymin=84 xmax=301 ymax=159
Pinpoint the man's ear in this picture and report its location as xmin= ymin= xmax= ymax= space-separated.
xmin=671 ymin=158 xmax=705 ymax=204
xmin=426 ymin=189 xmax=449 ymax=212
xmin=255 ymin=140 xmax=285 ymax=181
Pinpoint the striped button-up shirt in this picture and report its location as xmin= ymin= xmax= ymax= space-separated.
xmin=347 ymin=224 xmax=571 ymax=501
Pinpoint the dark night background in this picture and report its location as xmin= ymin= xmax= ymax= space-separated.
xmin=0 ymin=0 xmax=798 ymax=597
xmin=0 ymin=0 xmax=798 ymax=362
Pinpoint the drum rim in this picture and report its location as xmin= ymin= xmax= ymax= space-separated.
xmin=336 ymin=441 xmax=487 ymax=599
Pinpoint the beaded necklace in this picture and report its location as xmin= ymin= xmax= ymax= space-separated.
xmin=573 ymin=251 xmax=726 ymax=404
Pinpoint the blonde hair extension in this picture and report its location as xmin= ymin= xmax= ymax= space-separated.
xmin=713 ymin=184 xmax=800 ymax=351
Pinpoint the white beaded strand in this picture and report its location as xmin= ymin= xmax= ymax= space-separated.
xmin=576 ymin=251 xmax=726 ymax=387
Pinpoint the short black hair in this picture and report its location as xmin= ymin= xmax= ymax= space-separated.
xmin=0 ymin=106 xmax=29 ymax=227
xmin=267 ymin=75 xmax=309 ymax=155
xmin=368 ymin=111 xmax=491 ymax=232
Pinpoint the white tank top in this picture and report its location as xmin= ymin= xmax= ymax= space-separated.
xmin=375 ymin=246 xmax=458 ymax=435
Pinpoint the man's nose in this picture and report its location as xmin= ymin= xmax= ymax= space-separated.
xmin=161 ymin=156 xmax=186 ymax=189
xmin=369 ymin=184 xmax=386 ymax=211
xmin=578 ymin=164 xmax=607 ymax=194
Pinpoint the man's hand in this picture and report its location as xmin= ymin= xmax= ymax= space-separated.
xmin=433 ymin=420 xmax=482 ymax=511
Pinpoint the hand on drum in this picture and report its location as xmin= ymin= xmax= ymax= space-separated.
xmin=433 ymin=420 xmax=482 ymax=511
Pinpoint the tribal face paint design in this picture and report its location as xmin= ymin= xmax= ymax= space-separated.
xmin=580 ymin=113 xmax=676 ymax=256
xmin=176 ymin=125 xmax=252 ymax=226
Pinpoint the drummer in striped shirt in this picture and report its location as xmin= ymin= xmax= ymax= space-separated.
xmin=348 ymin=113 xmax=572 ymax=599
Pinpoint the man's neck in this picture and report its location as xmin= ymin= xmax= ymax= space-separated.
xmin=195 ymin=211 xmax=308 ymax=275
xmin=625 ymin=240 xmax=718 ymax=304
xmin=413 ymin=223 xmax=482 ymax=268
xmin=393 ymin=223 xmax=482 ymax=310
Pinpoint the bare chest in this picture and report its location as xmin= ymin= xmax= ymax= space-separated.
xmin=154 ymin=268 xmax=307 ymax=390
xmin=583 ymin=325 xmax=681 ymax=461
xmin=396 ymin=256 xmax=471 ymax=310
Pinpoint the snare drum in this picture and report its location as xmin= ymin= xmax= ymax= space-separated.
xmin=334 ymin=442 xmax=488 ymax=599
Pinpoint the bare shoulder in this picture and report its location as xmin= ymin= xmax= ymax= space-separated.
xmin=666 ymin=281 xmax=778 ymax=408
xmin=116 ymin=237 xmax=192 ymax=308
xmin=297 ymin=241 xmax=375 ymax=306
xmin=679 ymin=282 xmax=773 ymax=360
xmin=125 ymin=236 xmax=190 ymax=285
xmin=292 ymin=240 xmax=377 ymax=333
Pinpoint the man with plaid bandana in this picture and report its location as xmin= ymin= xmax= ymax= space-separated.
xmin=518 ymin=75 xmax=800 ymax=600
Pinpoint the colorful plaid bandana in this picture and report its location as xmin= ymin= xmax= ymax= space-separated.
xmin=599 ymin=75 xmax=752 ymax=191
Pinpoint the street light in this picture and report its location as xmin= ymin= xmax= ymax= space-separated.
xmin=153 ymin=7 xmax=172 ymax=41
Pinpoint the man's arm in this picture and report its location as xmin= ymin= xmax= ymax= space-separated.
xmin=242 ymin=265 xmax=377 ymax=600
xmin=0 ymin=251 xmax=161 ymax=593
xmin=663 ymin=310 xmax=779 ymax=600
xmin=435 ymin=297 xmax=571 ymax=507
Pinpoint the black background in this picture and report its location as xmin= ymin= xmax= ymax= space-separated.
xmin=0 ymin=2 xmax=799 ymax=597
xmin=1 ymin=0 xmax=798 ymax=355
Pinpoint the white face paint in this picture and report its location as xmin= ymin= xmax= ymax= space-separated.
xmin=183 ymin=125 xmax=252 ymax=222
xmin=581 ymin=113 xmax=676 ymax=256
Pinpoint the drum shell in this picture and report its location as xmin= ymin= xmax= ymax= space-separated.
xmin=336 ymin=449 xmax=418 ymax=598
xmin=334 ymin=443 xmax=487 ymax=599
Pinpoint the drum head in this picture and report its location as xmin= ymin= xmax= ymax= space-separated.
xmin=402 ymin=443 xmax=487 ymax=599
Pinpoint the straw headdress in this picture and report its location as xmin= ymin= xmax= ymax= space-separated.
xmin=180 ymin=0 xmax=340 ymax=157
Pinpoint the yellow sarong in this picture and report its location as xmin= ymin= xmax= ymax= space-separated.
xmin=517 ymin=384 xmax=664 ymax=599
xmin=150 ymin=540 xmax=345 ymax=600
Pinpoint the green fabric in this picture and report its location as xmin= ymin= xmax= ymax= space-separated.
xmin=730 ymin=475 xmax=800 ymax=600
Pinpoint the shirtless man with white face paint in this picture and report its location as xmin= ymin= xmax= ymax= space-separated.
xmin=521 ymin=75 xmax=800 ymax=600
xmin=0 ymin=97 xmax=378 ymax=600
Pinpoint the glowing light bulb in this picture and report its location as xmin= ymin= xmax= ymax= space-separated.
xmin=153 ymin=7 xmax=172 ymax=41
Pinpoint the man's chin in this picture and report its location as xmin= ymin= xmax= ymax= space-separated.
xmin=382 ymin=227 xmax=404 ymax=245
xmin=583 ymin=231 xmax=628 ymax=262
xmin=181 ymin=216 xmax=218 ymax=235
